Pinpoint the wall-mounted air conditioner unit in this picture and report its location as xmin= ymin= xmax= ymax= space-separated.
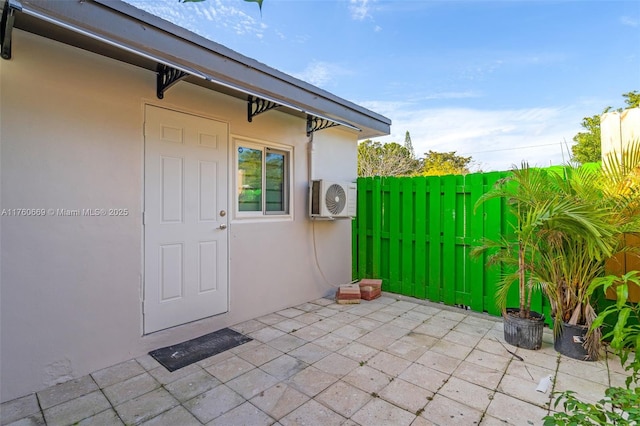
xmin=309 ymin=180 xmax=357 ymax=219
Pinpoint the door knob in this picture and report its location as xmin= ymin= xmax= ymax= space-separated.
xmin=219 ymin=224 xmax=227 ymax=230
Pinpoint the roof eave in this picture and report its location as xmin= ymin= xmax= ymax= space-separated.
xmin=9 ymin=0 xmax=391 ymax=139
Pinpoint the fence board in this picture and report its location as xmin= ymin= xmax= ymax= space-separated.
xmin=483 ymin=172 xmax=506 ymax=316
xmin=389 ymin=178 xmax=401 ymax=293
xmin=401 ymin=178 xmax=415 ymax=296
xmin=442 ymin=176 xmax=457 ymax=306
xmin=372 ymin=178 xmax=382 ymax=279
xmin=468 ymin=173 xmax=485 ymax=312
xmin=455 ymin=175 xmax=468 ymax=306
xmin=414 ymin=178 xmax=427 ymax=299
xmin=428 ymin=177 xmax=442 ymax=302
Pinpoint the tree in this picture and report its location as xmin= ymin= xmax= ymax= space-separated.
xmin=404 ymin=131 xmax=415 ymax=158
xmin=571 ymin=112 xmax=606 ymax=164
xmin=623 ymin=90 xmax=640 ymax=108
xmin=357 ymin=140 xmax=419 ymax=177
xmin=421 ymin=150 xmax=472 ymax=176
xmin=571 ymin=91 xmax=639 ymax=164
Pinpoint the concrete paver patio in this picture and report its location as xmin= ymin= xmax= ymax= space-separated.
xmin=1 ymin=294 xmax=627 ymax=425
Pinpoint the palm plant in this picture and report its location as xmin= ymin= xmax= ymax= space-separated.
xmin=474 ymin=164 xmax=613 ymax=315
xmin=535 ymin=142 xmax=640 ymax=359
xmin=601 ymin=140 xmax=640 ymax=226
xmin=473 ymin=164 xmax=558 ymax=319
xmin=532 ymin=166 xmax=617 ymax=356
xmin=474 ymin=162 xmax=629 ymax=357
xmin=475 ymin=142 xmax=640 ymax=358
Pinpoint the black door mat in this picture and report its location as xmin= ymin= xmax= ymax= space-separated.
xmin=149 ymin=328 xmax=252 ymax=372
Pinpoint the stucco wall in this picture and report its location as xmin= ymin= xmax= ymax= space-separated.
xmin=600 ymin=108 xmax=640 ymax=161
xmin=0 ymin=30 xmax=357 ymax=402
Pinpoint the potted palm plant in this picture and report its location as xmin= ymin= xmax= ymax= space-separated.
xmin=532 ymin=174 xmax=616 ymax=360
xmin=475 ymin=142 xmax=640 ymax=358
xmin=534 ymin=142 xmax=640 ymax=361
xmin=472 ymin=164 xmax=557 ymax=350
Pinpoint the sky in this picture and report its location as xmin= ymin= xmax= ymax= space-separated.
xmin=123 ymin=0 xmax=639 ymax=171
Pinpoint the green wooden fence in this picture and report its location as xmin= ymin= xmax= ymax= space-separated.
xmin=352 ymin=172 xmax=551 ymax=319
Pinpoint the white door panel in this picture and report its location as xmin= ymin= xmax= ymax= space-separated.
xmin=144 ymin=105 xmax=228 ymax=334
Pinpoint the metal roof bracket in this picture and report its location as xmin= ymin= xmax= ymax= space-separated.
xmin=307 ymin=115 xmax=340 ymax=136
xmin=157 ymin=64 xmax=188 ymax=99
xmin=247 ymin=95 xmax=280 ymax=122
xmin=1 ymin=0 xmax=19 ymax=60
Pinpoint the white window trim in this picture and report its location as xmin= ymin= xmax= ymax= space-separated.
xmin=232 ymin=136 xmax=294 ymax=221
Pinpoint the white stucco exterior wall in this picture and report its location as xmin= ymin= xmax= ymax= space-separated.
xmin=601 ymin=108 xmax=640 ymax=161
xmin=0 ymin=30 xmax=357 ymax=402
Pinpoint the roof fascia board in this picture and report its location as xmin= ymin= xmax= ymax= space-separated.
xmin=10 ymin=0 xmax=209 ymax=81
xmin=94 ymin=0 xmax=389 ymax=125
xmin=17 ymin=0 xmax=390 ymax=137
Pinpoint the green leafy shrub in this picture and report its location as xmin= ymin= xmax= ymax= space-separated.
xmin=543 ymin=271 xmax=640 ymax=425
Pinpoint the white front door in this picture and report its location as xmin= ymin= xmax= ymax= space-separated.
xmin=144 ymin=105 xmax=229 ymax=334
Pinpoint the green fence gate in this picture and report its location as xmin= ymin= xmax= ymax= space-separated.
xmin=352 ymin=172 xmax=550 ymax=318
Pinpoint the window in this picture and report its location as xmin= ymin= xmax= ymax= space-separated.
xmin=235 ymin=139 xmax=291 ymax=217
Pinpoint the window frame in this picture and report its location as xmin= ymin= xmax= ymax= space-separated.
xmin=233 ymin=137 xmax=293 ymax=220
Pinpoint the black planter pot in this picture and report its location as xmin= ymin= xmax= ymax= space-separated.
xmin=503 ymin=309 xmax=545 ymax=350
xmin=554 ymin=322 xmax=594 ymax=361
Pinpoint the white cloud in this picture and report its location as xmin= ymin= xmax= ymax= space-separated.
xmin=292 ymin=62 xmax=331 ymax=87
xmin=349 ymin=0 xmax=372 ymax=21
xmin=123 ymin=0 xmax=265 ymax=41
xmin=458 ymin=60 xmax=503 ymax=81
xmin=360 ymin=101 xmax=585 ymax=172
xmin=421 ymin=91 xmax=481 ymax=100
xmin=620 ymin=16 xmax=639 ymax=27
xmin=453 ymin=52 xmax=565 ymax=82
xmin=290 ymin=61 xmax=352 ymax=88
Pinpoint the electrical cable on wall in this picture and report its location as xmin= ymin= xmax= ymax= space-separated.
xmin=311 ymin=219 xmax=359 ymax=289
xmin=312 ymin=219 xmax=339 ymax=288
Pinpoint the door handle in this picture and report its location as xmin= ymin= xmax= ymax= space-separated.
xmin=219 ymin=224 xmax=227 ymax=230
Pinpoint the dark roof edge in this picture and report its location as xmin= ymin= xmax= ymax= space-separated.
xmin=15 ymin=0 xmax=391 ymax=138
